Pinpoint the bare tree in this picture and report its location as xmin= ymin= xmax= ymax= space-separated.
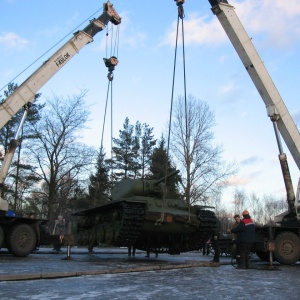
xmin=30 ymin=91 xmax=97 ymax=219
xmin=170 ymin=95 xmax=235 ymax=205
xmin=233 ymin=189 xmax=248 ymax=215
xmin=262 ymin=194 xmax=288 ymax=225
xmin=248 ymin=192 xmax=264 ymax=225
xmin=215 ymin=204 xmax=233 ymax=234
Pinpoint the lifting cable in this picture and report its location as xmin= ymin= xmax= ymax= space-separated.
xmin=159 ymin=0 xmax=190 ymax=224
xmin=100 ymin=22 xmax=120 ymax=173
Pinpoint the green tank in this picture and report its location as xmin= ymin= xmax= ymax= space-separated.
xmin=73 ymin=171 xmax=217 ymax=254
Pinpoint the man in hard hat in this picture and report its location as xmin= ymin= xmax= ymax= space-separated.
xmin=228 ymin=210 xmax=255 ymax=269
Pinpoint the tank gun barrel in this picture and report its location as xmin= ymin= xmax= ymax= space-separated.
xmin=154 ymin=170 xmax=180 ymax=185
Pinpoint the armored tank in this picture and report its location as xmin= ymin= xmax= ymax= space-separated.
xmin=73 ymin=171 xmax=218 ymax=254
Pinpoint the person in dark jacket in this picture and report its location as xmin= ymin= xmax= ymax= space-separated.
xmin=231 ymin=214 xmax=241 ymax=260
xmin=211 ymin=217 xmax=221 ymax=263
xmin=52 ymin=215 xmax=65 ymax=252
xmin=228 ymin=210 xmax=255 ymax=269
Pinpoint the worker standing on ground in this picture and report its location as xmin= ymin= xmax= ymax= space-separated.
xmin=228 ymin=210 xmax=255 ymax=269
xmin=52 ymin=215 xmax=65 ymax=252
xmin=211 ymin=218 xmax=221 ymax=263
xmin=231 ymin=214 xmax=241 ymax=261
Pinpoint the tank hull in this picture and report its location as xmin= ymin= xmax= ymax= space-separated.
xmin=73 ymin=197 xmax=217 ymax=254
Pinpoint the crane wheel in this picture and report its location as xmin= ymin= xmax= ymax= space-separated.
xmin=274 ymin=231 xmax=300 ymax=265
xmin=6 ymin=223 xmax=37 ymax=257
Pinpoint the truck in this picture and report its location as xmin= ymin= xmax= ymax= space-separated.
xmin=208 ymin=0 xmax=300 ymax=264
xmin=0 ymin=1 xmax=121 ymax=257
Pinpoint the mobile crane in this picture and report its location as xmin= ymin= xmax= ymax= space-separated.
xmin=1 ymin=1 xmax=299 ymax=264
xmin=208 ymin=0 xmax=300 ymax=264
xmin=0 ymin=2 xmax=121 ymax=257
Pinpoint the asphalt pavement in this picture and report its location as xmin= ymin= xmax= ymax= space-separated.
xmin=0 ymin=247 xmax=299 ymax=300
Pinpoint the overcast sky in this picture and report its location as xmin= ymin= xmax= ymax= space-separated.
xmin=1 ymin=0 xmax=300 ymax=206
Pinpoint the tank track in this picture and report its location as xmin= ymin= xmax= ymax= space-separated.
xmin=76 ymin=204 xmax=216 ymax=254
xmin=168 ymin=209 xmax=217 ymax=253
xmin=134 ymin=209 xmax=217 ymax=254
xmin=113 ymin=202 xmax=145 ymax=246
xmin=75 ymin=201 xmax=145 ymax=248
xmin=194 ymin=209 xmax=218 ymax=247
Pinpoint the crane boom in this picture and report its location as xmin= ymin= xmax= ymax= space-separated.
xmin=0 ymin=1 xmax=121 ymax=130
xmin=0 ymin=2 xmax=120 ymax=215
xmin=208 ymin=0 xmax=300 ymax=170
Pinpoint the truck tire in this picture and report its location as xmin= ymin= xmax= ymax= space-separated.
xmin=6 ymin=223 xmax=37 ymax=257
xmin=274 ymin=231 xmax=300 ymax=265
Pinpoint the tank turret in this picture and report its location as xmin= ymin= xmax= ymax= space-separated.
xmin=111 ymin=170 xmax=180 ymax=200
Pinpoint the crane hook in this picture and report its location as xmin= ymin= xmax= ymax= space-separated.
xmin=174 ymin=0 xmax=185 ymax=19
xmin=103 ymin=56 xmax=119 ymax=81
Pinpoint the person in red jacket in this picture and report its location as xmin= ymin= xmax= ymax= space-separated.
xmin=228 ymin=210 xmax=255 ymax=269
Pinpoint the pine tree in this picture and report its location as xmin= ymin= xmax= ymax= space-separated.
xmin=140 ymin=123 xmax=156 ymax=178
xmin=111 ymin=117 xmax=139 ymax=180
xmin=0 ymin=82 xmax=44 ymax=213
xmin=88 ymin=151 xmax=110 ymax=207
xmin=149 ymin=136 xmax=181 ymax=199
xmin=111 ymin=118 xmax=157 ymax=181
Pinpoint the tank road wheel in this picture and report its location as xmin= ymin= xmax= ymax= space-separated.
xmin=274 ymin=231 xmax=300 ymax=265
xmin=6 ymin=223 xmax=37 ymax=257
